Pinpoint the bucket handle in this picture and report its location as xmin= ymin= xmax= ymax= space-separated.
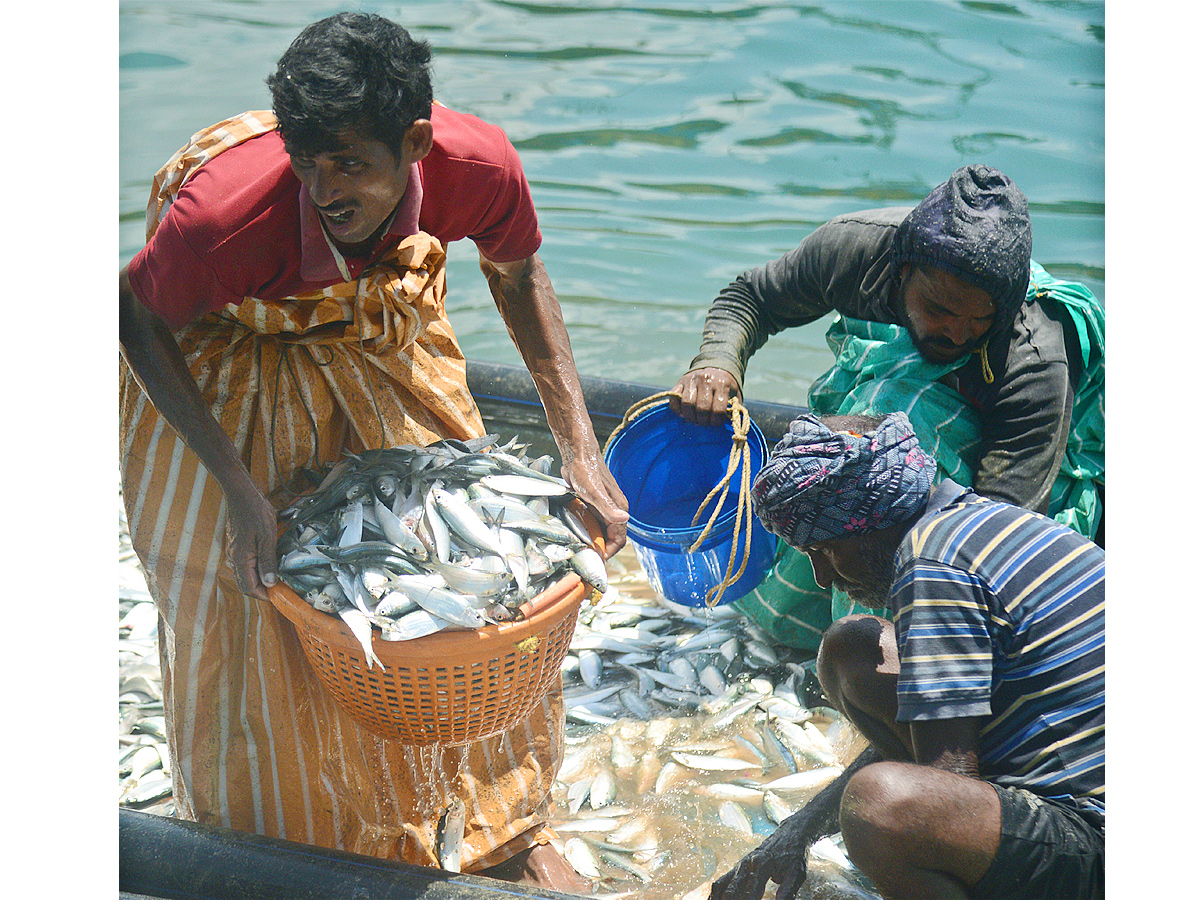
xmin=604 ymin=392 xmax=756 ymax=608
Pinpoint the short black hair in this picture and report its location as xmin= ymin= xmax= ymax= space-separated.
xmin=267 ymin=12 xmax=433 ymax=159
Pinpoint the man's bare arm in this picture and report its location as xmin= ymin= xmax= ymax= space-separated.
xmin=480 ymin=251 xmax=628 ymax=556
xmin=119 ymin=268 xmax=278 ymax=598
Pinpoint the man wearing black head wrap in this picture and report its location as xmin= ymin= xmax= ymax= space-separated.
xmin=671 ymin=164 xmax=1090 ymax=523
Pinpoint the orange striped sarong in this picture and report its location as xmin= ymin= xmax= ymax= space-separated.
xmin=118 ymin=112 xmax=565 ymax=869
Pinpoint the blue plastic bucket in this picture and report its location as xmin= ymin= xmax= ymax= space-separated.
xmin=604 ymin=403 xmax=776 ymax=607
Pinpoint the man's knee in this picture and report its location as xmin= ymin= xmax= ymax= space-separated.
xmin=840 ymin=763 xmax=996 ymax=896
xmin=816 ymin=614 xmax=892 ymax=707
xmin=838 ymin=761 xmax=932 ymax=870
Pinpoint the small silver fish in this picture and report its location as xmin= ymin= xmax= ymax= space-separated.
xmin=598 ymin=847 xmax=652 ymax=883
xmin=588 ymin=766 xmax=617 ymax=810
xmin=563 ymin=684 xmax=624 ymax=710
xmin=305 ymin=584 xmax=342 ymax=614
xmin=495 ymin=527 xmax=530 ymax=592
xmin=607 ymin=815 xmax=659 ymax=853
xmin=653 ymin=760 xmax=688 ymax=794
xmin=421 ymin=491 xmax=451 ymax=562
xmin=376 ymin=608 xmax=449 ymax=641
xmin=523 ymin=538 xmax=553 ymax=578
xmin=279 ymin=547 xmax=332 ymax=572
xmin=579 ymin=649 xmax=603 ymax=689
xmin=763 ymin=790 xmax=793 ymax=825
xmin=699 ymin=663 xmax=728 ymax=696
xmin=436 ymin=796 xmax=466 ymax=873
xmin=610 ymin=733 xmax=638 ymax=770
xmin=504 ymin=514 xmax=580 ymax=546
xmin=771 ymin=718 xmax=840 ymax=767
xmin=470 ymin=494 xmax=539 ymax=526
xmin=719 ymin=800 xmax=754 ymax=836
xmin=763 ymin=765 xmax=843 ymax=793
xmin=372 ymin=590 xmax=419 ymax=620
xmin=671 ymin=752 xmax=762 ymax=773
xmin=337 ymin=606 xmax=382 ymax=669
xmin=373 ymin=496 xmax=429 ymax=561
xmin=759 ymin=721 xmax=797 ymax=772
xmin=802 ymin=720 xmax=838 ymax=757
xmin=553 ymin=817 xmax=623 ymax=835
xmin=388 ymin=575 xmax=489 ymax=629
xmin=619 ymin=688 xmax=656 ymax=720
xmin=563 ymin=837 xmax=602 ymax=879
xmin=121 ymin=775 xmax=174 ymax=806
xmin=358 ymin=567 xmax=394 ymax=600
xmin=480 ymin=473 xmax=571 ymax=497
xmin=667 ymin=657 xmax=699 ymax=690
xmin=429 ymin=559 xmax=512 ymax=598
xmin=566 ymin=776 xmax=592 ymax=815
xmin=810 ymin=835 xmax=854 ymax=870
xmin=745 ymin=639 xmax=780 ymax=668
xmin=432 ymin=487 xmax=506 ymax=557
xmin=697 ymin=783 xmax=765 ymax=803
xmin=566 ymin=707 xmax=618 ymax=727
xmin=122 ymin=745 xmax=164 ymax=782
xmin=758 ymin=695 xmax=814 ymax=724
xmin=339 ymin=499 xmax=364 ymax=547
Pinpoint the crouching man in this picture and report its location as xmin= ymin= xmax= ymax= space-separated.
xmin=708 ymin=412 xmax=1103 ymax=900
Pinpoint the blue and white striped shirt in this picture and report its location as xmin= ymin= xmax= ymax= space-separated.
xmin=891 ymin=481 xmax=1104 ymax=828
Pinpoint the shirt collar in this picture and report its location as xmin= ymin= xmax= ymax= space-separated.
xmin=921 ymin=479 xmax=973 ymax=519
xmin=298 ymin=162 xmax=424 ymax=283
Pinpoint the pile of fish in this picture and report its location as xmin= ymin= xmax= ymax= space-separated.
xmin=275 ymin=435 xmax=609 ymax=667
xmin=119 ymin=465 xmax=884 ymax=898
xmin=118 ymin=492 xmax=174 ymax=815
xmin=545 ymin=557 xmax=881 ymax=900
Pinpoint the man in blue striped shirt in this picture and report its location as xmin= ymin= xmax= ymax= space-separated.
xmin=709 ymin=411 xmax=1103 ymax=900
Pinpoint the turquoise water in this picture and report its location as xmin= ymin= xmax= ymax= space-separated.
xmin=119 ymin=0 xmax=1103 ymax=404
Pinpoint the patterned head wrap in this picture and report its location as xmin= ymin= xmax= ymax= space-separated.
xmin=751 ymin=412 xmax=936 ymax=547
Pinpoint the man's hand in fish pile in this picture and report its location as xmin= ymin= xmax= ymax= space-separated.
xmin=707 ymin=806 xmax=823 ymax=900
xmin=224 ymin=480 xmax=280 ymax=601
xmin=710 ymin=750 xmax=872 ymax=900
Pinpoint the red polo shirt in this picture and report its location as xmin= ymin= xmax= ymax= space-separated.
xmin=127 ymin=104 xmax=542 ymax=327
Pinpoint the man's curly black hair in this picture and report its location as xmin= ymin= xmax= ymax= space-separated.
xmin=267 ymin=12 xmax=434 ymax=159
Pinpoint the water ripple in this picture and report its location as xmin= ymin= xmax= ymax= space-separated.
xmin=120 ymin=0 xmax=1106 ymax=398
xmin=515 ymin=119 xmax=726 ymax=152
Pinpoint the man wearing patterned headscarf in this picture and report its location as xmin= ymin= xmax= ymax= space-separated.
xmin=709 ymin=412 xmax=1105 ymax=900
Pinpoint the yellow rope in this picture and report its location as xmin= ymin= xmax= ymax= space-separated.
xmin=976 ymin=345 xmax=994 ymax=385
xmin=604 ymin=392 xmax=756 ymax=608
xmin=601 ymin=390 xmax=680 ymax=456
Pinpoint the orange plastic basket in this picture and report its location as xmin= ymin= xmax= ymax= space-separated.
xmin=268 ymin=520 xmax=604 ymax=746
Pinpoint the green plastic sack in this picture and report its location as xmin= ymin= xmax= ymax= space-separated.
xmin=736 ymin=262 xmax=1105 ymax=649
xmin=734 ymin=539 xmax=832 ymax=652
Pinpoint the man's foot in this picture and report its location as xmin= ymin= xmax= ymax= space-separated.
xmin=480 ymin=843 xmax=592 ymax=894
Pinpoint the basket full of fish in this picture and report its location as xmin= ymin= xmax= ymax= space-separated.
xmin=267 ymin=434 xmax=608 ymax=746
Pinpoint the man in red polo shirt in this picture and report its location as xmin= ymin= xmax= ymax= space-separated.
xmin=118 ymin=11 xmax=626 ymax=891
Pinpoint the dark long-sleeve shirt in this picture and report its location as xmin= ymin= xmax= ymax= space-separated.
xmin=689 ymin=209 xmax=1079 ymax=513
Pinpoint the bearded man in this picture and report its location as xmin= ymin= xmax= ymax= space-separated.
xmin=708 ymin=412 xmax=1104 ymax=900
xmin=672 ymin=164 xmax=1103 ymax=651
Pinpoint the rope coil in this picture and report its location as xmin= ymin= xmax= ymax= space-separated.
xmin=604 ymin=392 xmax=756 ymax=608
